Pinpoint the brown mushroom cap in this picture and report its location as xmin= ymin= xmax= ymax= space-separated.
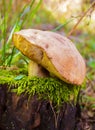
xmin=13 ymin=29 xmax=86 ymax=85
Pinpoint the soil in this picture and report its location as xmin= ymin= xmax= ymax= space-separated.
xmin=0 ymin=84 xmax=95 ymax=130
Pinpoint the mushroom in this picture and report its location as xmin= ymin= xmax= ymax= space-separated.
xmin=13 ymin=29 xmax=86 ymax=85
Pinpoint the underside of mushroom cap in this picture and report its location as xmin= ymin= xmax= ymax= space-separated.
xmin=13 ymin=29 xmax=86 ymax=85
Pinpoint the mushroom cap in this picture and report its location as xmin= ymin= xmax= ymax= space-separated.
xmin=13 ymin=29 xmax=86 ymax=85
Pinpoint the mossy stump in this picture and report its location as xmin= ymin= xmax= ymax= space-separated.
xmin=0 ymin=68 xmax=81 ymax=130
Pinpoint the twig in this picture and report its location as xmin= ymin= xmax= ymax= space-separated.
xmin=67 ymin=1 xmax=95 ymax=37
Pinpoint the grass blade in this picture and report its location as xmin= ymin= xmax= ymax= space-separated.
xmin=2 ymin=0 xmax=7 ymax=64
xmin=52 ymin=18 xmax=74 ymax=32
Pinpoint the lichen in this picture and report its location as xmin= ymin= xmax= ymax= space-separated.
xmin=0 ymin=68 xmax=80 ymax=107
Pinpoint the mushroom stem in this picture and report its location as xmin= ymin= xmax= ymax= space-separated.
xmin=28 ymin=60 xmax=49 ymax=77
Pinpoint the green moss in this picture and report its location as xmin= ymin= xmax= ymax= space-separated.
xmin=0 ymin=68 xmax=80 ymax=107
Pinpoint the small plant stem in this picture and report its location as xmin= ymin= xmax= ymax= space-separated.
xmin=67 ymin=1 xmax=95 ymax=37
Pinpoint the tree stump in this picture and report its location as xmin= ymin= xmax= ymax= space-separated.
xmin=0 ymin=84 xmax=80 ymax=130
